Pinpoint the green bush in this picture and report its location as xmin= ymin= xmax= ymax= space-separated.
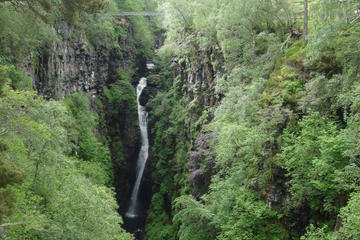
xmin=65 ymin=93 xmax=112 ymax=185
xmin=0 ymin=86 xmax=132 ymax=239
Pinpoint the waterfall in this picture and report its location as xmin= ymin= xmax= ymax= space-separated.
xmin=126 ymin=77 xmax=149 ymax=218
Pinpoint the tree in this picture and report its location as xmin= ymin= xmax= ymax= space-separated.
xmin=279 ymin=112 xmax=360 ymax=213
xmin=337 ymin=191 xmax=360 ymax=239
xmin=0 ymin=67 xmax=132 ymax=239
xmin=0 ymin=0 xmax=109 ymax=22
xmin=0 ymin=0 xmax=51 ymax=20
xmin=62 ymin=0 xmax=110 ymax=23
xmin=0 ymin=142 xmax=25 ymax=227
xmin=303 ymin=0 xmax=308 ymax=45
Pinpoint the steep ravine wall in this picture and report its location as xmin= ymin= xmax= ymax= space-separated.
xmin=23 ymin=21 xmax=137 ymax=99
xmin=173 ymin=47 xmax=224 ymax=196
xmin=24 ymin=19 xmax=145 ymax=219
xmin=143 ymin=46 xmax=225 ymax=239
xmin=174 ymin=48 xmax=224 ymax=198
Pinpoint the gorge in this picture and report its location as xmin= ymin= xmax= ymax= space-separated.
xmin=1 ymin=0 xmax=360 ymax=240
xmin=124 ymin=77 xmax=150 ymax=237
xmin=127 ymin=77 xmax=149 ymax=219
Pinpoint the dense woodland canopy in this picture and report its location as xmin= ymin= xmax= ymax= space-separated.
xmin=1 ymin=0 xmax=360 ymax=239
xmin=146 ymin=0 xmax=360 ymax=239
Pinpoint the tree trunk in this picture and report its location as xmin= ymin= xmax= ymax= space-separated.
xmin=0 ymin=222 xmax=26 ymax=238
xmin=303 ymin=0 xmax=308 ymax=45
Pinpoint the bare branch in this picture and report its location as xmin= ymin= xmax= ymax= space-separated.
xmin=0 ymin=221 xmax=26 ymax=227
xmin=0 ymin=128 xmax=7 ymax=136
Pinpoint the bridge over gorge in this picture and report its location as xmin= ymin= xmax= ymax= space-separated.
xmin=114 ymin=12 xmax=165 ymax=17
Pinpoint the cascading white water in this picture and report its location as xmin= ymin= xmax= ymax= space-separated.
xmin=126 ymin=77 xmax=149 ymax=218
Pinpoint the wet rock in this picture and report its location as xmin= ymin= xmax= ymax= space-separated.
xmin=188 ymin=169 xmax=204 ymax=185
xmin=188 ymin=133 xmax=215 ymax=198
xmin=139 ymin=74 xmax=160 ymax=106
xmin=139 ymin=88 xmax=150 ymax=106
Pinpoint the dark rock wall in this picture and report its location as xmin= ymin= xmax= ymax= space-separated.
xmin=174 ymin=46 xmax=224 ymax=110
xmin=24 ymin=21 xmax=137 ymax=100
xmin=189 ymin=133 xmax=215 ymax=198
xmin=174 ymin=46 xmax=224 ymax=198
xmin=23 ymin=20 xmax=143 ymax=216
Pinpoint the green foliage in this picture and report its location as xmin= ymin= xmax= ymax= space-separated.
xmin=213 ymin=185 xmax=284 ymax=240
xmin=0 ymin=0 xmax=156 ymax=67
xmin=145 ymin=193 xmax=177 ymax=240
xmin=0 ymin=0 xmax=54 ymax=22
xmin=0 ymin=0 xmax=122 ymax=63
xmin=302 ymin=191 xmax=360 ymax=239
xmin=0 ymin=65 xmax=132 ymax=239
xmin=62 ymin=0 xmax=109 ymax=23
xmin=172 ymin=174 xmax=286 ymax=240
xmin=104 ymin=78 xmax=138 ymax=167
xmin=279 ymin=112 xmax=359 ymax=213
xmin=263 ymin=40 xmax=305 ymax=108
xmin=65 ymin=93 xmax=112 ymax=185
xmin=0 ymin=142 xmax=25 ymax=223
xmin=114 ymin=0 xmax=156 ymax=58
xmin=174 ymin=195 xmax=216 ymax=240
xmin=0 ymin=5 xmax=56 ymax=63
xmin=0 ymin=63 xmax=32 ymax=92
xmin=104 ymin=79 xmax=137 ymax=117
xmin=216 ymin=0 xmax=290 ymax=69
xmin=79 ymin=0 xmax=122 ymax=48
xmin=133 ymin=17 xmax=155 ymax=58
xmin=0 ymin=144 xmax=25 ymax=188
xmin=81 ymin=13 xmax=117 ymax=48
xmin=149 ymin=1 xmax=360 ymax=239
xmin=301 ymin=225 xmax=333 ymax=240
xmin=3 ymin=0 xmax=360 ymax=239
xmin=145 ymin=57 xmax=192 ymax=240
xmin=337 ymin=191 xmax=360 ymax=239
xmin=302 ymin=19 xmax=360 ymax=116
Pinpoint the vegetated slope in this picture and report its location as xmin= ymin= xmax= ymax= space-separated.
xmin=145 ymin=1 xmax=360 ymax=239
xmin=0 ymin=66 xmax=133 ymax=239
xmin=0 ymin=0 xmax=158 ymax=239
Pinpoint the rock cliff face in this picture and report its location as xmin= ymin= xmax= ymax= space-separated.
xmin=174 ymin=47 xmax=224 ymax=197
xmin=24 ymin=21 xmax=137 ymax=99
xmin=189 ymin=133 xmax=215 ymax=198
xmin=175 ymin=47 xmax=224 ymax=110
xmin=146 ymin=46 xmax=224 ymax=202
xmin=23 ymin=20 xmax=144 ymax=216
